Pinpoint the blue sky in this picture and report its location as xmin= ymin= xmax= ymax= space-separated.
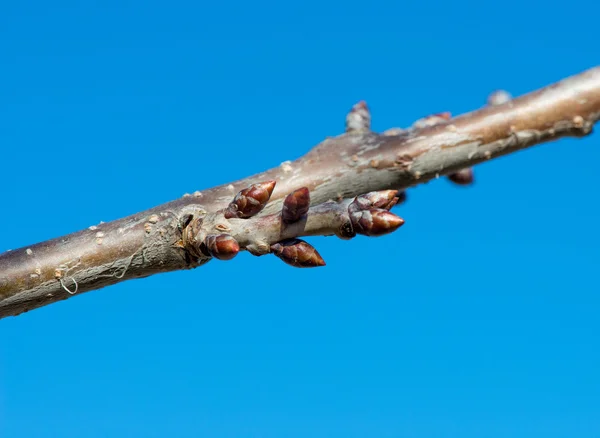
xmin=1 ymin=1 xmax=599 ymax=437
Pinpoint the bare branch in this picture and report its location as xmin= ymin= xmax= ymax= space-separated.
xmin=282 ymin=187 xmax=311 ymax=224
xmin=1 ymin=67 xmax=599 ymax=318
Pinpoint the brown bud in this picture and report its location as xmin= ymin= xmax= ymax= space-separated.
xmin=345 ymin=100 xmax=371 ymax=132
xmin=348 ymin=190 xmax=399 ymax=214
xmin=412 ymin=112 xmax=451 ymax=129
xmin=350 ymin=209 xmax=405 ymax=237
xmin=282 ymin=187 xmax=310 ymax=223
xmin=224 ymin=180 xmax=276 ymax=219
xmin=270 ymin=239 xmax=326 ymax=268
xmin=202 ymin=234 xmax=240 ymax=260
xmin=487 ymin=90 xmax=512 ymax=106
xmin=447 ymin=168 xmax=475 ymax=185
xmin=336 ymin=219 xmax=356 ymax=240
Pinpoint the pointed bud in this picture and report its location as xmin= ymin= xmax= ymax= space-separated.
xmin=447 ymin=168 xmax=474 ymax=185
xmin=270 ymin=239 xmax=326 ymax=268
xmin=282 ymin=187 xmax=310 ymax=224
xmin=202 ymin=234 xmax=240 ymax=260
xmin=348 ymin=190 xmax=399 ymax=214
xmin=487 ymin=90 xmax=512 ymax=106
xmin=350 ymin=209 xmax=405 ymax=237
xmin=412 ymin=112 xmax=451 ymax=129
xmin=224 ymin=180 xmax=276 ymax=219
xmin=345 ymin=100 xmax=371 ymax=132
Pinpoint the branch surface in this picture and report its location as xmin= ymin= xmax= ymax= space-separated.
xmin=1 ymin=67 xmax=600 ymax=318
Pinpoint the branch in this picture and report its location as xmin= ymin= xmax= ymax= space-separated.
xmin=1 ymin=67 xmax=599 ymax=318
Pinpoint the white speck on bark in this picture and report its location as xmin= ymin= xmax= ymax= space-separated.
xmin=280 ymin=161 xmax=293 ymax=172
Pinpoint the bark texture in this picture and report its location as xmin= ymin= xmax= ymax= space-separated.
xmin=1 ymin=67 xmax=600 ymax=318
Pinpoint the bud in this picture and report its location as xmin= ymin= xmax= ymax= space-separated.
xmin=345 ymin=100 xmax=371 ymax=132
xmin=282 ymin=187 xmax=310 ymax=224
xmin=487 ymin=90 xmax=512 ymax=106
xmin=270 ymin=239 xmax=326 ymax=268
xmin=349 ymin=209 xmax=405 ymax=237
xmin=412 ymin=112 xmax=451 ymax=129
xmin=202 ymin=234 xmax=240 ymax=260
xmin=447 ymin=168 xmax=474 ymax=185
xmin=348 ymin=190 xmax=399 ymax=214
xmin=224 ymin=180 xmax=276 ymax=219
xmin=336 ymin=219 xmax=356 ymax=240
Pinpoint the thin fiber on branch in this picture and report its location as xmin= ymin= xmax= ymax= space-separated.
xmin=1 ymin=67 xmax=599 ymax=319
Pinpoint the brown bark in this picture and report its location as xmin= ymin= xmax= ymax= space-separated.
xmin=1 ymin=66 xmax=599 ymax=319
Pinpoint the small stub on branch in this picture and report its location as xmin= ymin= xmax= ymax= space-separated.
xmin=487 ymin=90 xmax=512 ymax=106
xmin=345 ymin=100 xmax=371 ymax=133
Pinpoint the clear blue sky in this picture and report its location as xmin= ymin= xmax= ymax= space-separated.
xmin=1 ymin=1 xmax=599 ymax=437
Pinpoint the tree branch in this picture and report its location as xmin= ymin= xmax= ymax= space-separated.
xmin=1 ymin=66 xmax=599 ymax=318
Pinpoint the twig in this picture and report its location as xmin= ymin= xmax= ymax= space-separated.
xmin=1 ymin=66 xmax=599 ymax=318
